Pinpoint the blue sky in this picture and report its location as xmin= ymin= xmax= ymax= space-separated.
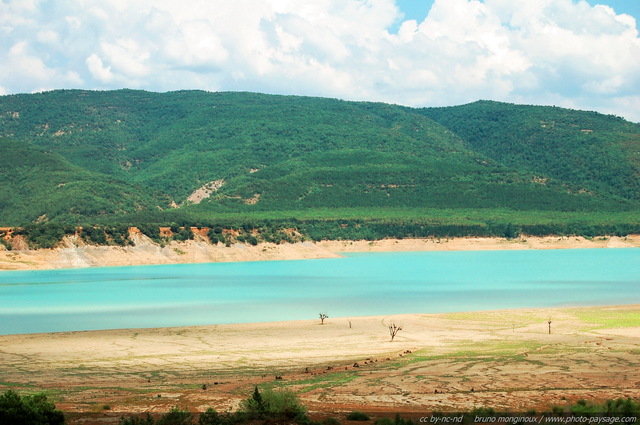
xmin=396 ymin=0 xmax=640 ymax=28
xmin=1 ymin=0 xmax=639 ymax=121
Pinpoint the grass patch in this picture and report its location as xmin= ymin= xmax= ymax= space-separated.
xmin=261 ymin=371 xmax=358 ymax=393
xmin=398 ymin=341 xmax=544 ymax=364
xmin=571 ymin=308 xmax=640 ymax=330
xmin=0 ymin=381 xmax=31 ymax=388
xmin=437 ymin=311 xmax=550 ymax=332
xmin=379 ymin=341 xmax=569 ymax=375
xmin=366 ymin=377 xmax=385 ymax=387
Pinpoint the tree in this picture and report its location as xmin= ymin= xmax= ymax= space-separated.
xmin=240 ymin=386 xmax=307 ymax=422
xmin=319 ymin=312 xmax=328 ymax=325
xmin=0 ymin=390 xmax=65 ymax=425
xmin=198 ymin=408 xmax=222 ymax=425
xmin=118 ymin=413 xmax=155 ymax=425
xmin=251 ymin=386 xmax=264 ymax=415
xmin=156 ymin=407 xmax=193 ymax=425
xmin=389 ymin=322 xmax=402 ymax=342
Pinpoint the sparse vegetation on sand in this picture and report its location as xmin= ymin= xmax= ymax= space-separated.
xmin=4 ymin=389 xmax=638 ymax=425
xmin=1 ymin=305 xmax=639 ymax=422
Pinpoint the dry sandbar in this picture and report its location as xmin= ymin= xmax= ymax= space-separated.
xmin=1 ymin=305 xmax=639 ymax=420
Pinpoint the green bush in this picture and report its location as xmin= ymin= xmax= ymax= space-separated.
xmin=566 ymin=397 xmax=640 ymax=418
xmin=82 ymin=226 xmax=108 ymax=245
xmin=604 ymin=398 xmax=640 ymax=417
xmin=464 ymin=407 xmax=495 ymax=422
xmin=571 ymin=399 xmax=599 ymax=417
xmin=172 ymin=227 xmax=194 ymax=242
xmin=104 ymin=225 xmax=132 ymax=246
xmin=0 ymin=390 xmax=65 ymax=425
xmin=346 ymin=411 xmax=370 ymax=421
xmin=156 ymin=407 xmax=193 ymax=425
xmin=137 ymin=224 xmax=163 ymax=244
xmin=118 ymin=413 xmax=156 ymax=425
xmin=239 ymin=386 xmax=307 ymax=423
xmin=393 ymin=413 xmax=414 ymax=425
xmin=14 ymin=223 xmax=72 ymax=249
xmin=198 ymin=408 xmax=223 ymax=425
xmin=0 ymin=236 xmax=11 ymax=251
xmin=207 ymin=229 xmax=220 ymax=244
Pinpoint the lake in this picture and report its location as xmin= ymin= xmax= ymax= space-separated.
xmin=1 ymin=248 xmax=639 ymax=335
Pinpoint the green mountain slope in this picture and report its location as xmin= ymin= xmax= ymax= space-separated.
xmin=422 ymin=100 xmax=640 ymax=201
xmin=0 ymin=90 xmax=638 ymax=230
xmin=0 ymin=139 xmax=157 ymax=224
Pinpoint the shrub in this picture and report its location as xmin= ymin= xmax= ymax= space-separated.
xmin=137 ymin=224 xmax=163 ymax=244
xmin=173 ymin=227 xmax=194 ymax=242
xmin=83 ymin=226 xmax=108 ymax=245
xmin=469 ymin=407 xmax=495 ymax=417
xmin=15 ymin=223 xmax=71 ymax=249
xmin=566 ymin=397 xmax=640 ymax=418
xmin=119 ymin=413 xmax=155 ymax=425
xmin=157 ymin=407 xmax=193 ymax=425
xmin=605 ymin=397 xmax=640 ymax=417
xmin=207 ymin=230 xmax=219 ymax=244
xmin=240 ymin=386 xmax=307 ymax=423
xmin=570 ymin=399 xmax=598 ymax=417
xmin=393 ymin=414 xmax=414 ymax=425
xmin=198 ymin=408 xmax=222 ymax=425
xmin=0 ymin=390 xmax=65 ymax=425
xmin=346 ymin=411 xmax=370 ymax=421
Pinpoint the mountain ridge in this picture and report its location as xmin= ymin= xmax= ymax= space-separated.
xmin=1 ymin=90 xmax=639 ymax=238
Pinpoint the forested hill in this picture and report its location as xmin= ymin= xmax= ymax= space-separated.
xmin=0 ymin=90 xmax=639 ymax=237
xmin=421 ymin=101 xmax=640 ymax=201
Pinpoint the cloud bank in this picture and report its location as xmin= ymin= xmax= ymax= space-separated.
xmin=1 ymin=0 xmax=639 ymax=121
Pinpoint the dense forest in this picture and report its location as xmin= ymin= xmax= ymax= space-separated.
xmin=1 ymin=90 xmax=639 ymax=247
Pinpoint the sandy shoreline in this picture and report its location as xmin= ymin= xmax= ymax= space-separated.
xmin=1 ymin=234 xmax=640 ymax=271
xmin=1 ymin=305 xmax=638 ymax=421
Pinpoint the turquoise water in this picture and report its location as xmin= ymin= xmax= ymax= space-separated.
xmin=0 ymin=248 xmax=639 ymax=335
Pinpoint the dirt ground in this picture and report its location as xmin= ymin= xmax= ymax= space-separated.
xmin=1 ymin=305 xmax=639 ymax=424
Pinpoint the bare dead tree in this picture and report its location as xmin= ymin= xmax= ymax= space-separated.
xmin=319 ymin=312 xmax=328 ymax=325
xmin=389 ymin=322 xmax=402 ymax=342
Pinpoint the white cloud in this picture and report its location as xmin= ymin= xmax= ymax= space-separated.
xmin=100 ymin=38 xmax=151 ymax=78
xmin=608 ymin=95 xmax=640 ymax=122
xmin=36 ymin=30 xmax=60 ymax=44
xmin=86 ymin=53 xmax=114 ymax=83
xmin=0 ymin=0 xmax=638 ymax=121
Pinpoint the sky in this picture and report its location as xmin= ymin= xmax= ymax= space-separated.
xmin=1 ymin=0 xmax=639 ymax=122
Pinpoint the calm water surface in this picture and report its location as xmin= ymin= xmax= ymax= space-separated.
xmin=0 ymin=248 xmax=638 ymax=335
